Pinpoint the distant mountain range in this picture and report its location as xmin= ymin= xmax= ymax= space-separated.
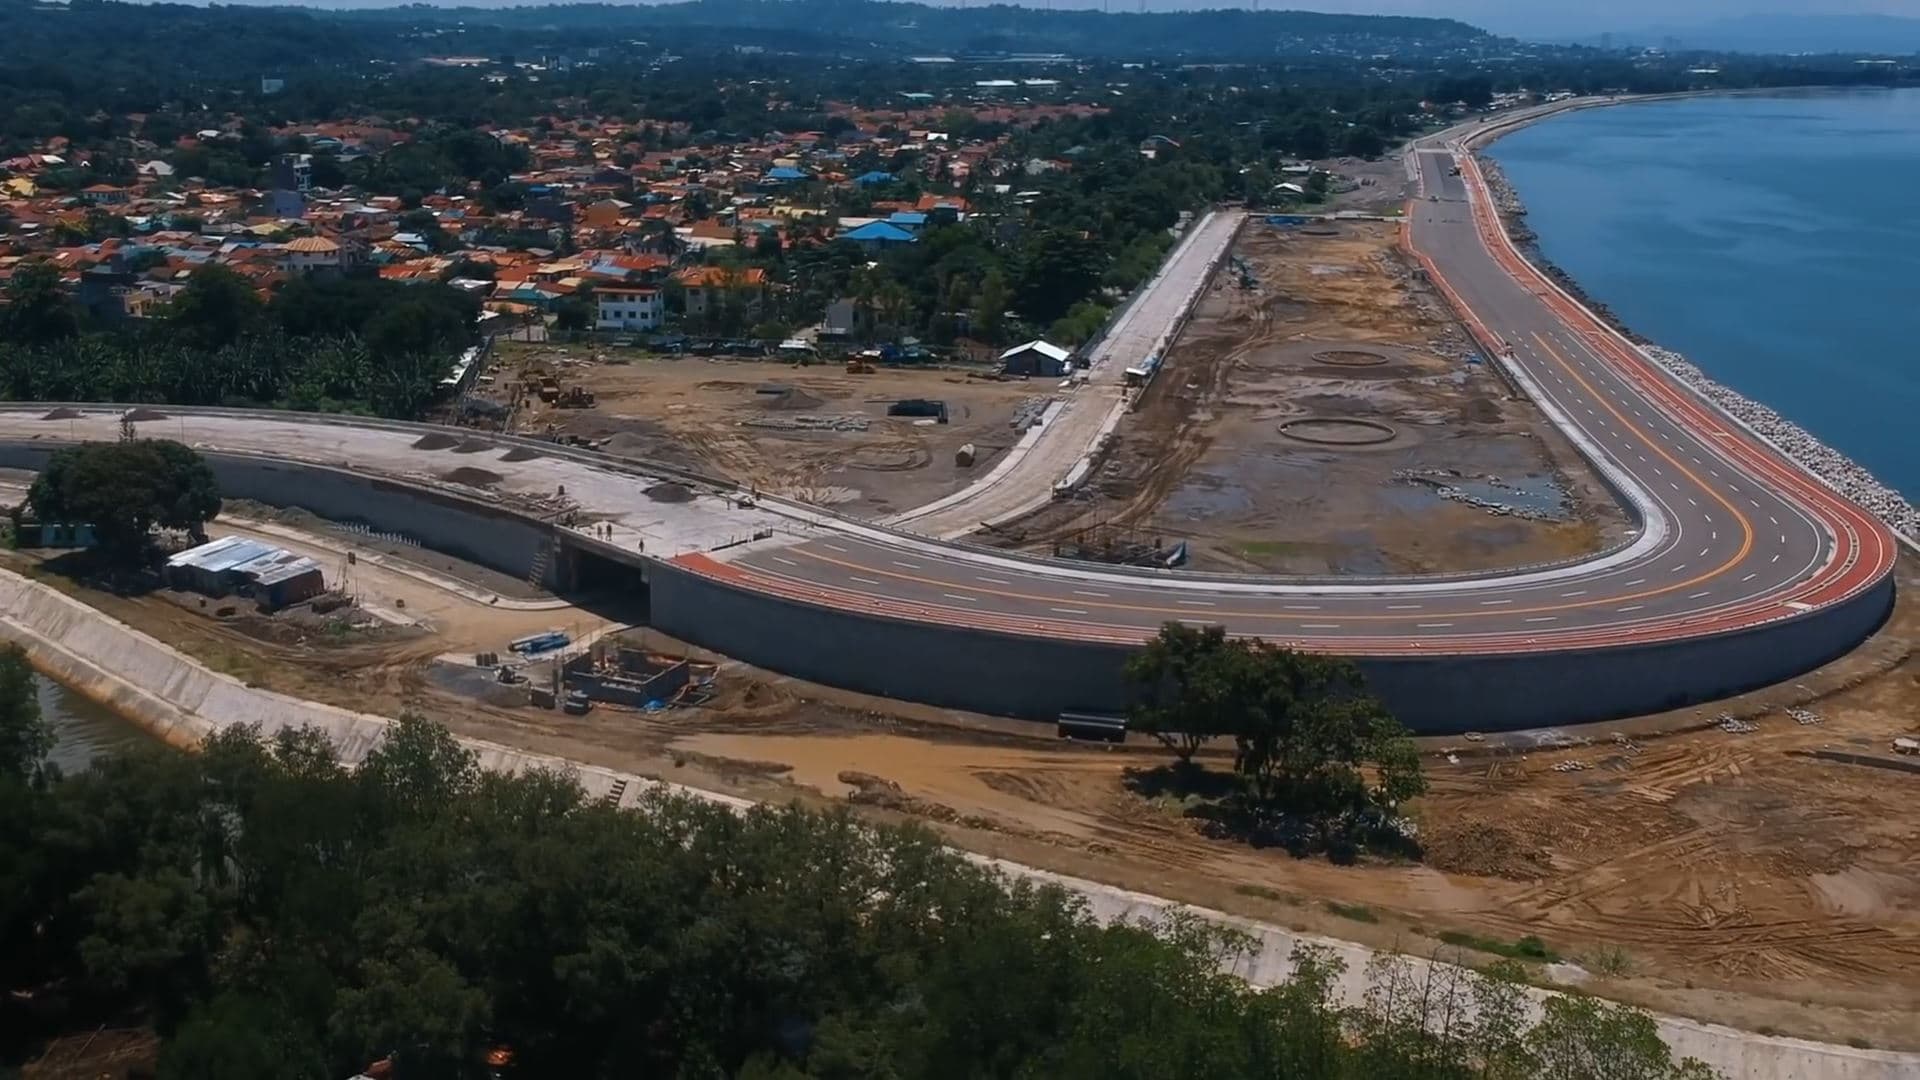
xmin=1571 ymin=14 xmax=1920 ymax=55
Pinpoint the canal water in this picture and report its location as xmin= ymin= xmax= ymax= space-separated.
xmin=40 ymin=674 xmax=154 ymax=772
xmin=1488 ymin=88 xmax=1920 ymax=499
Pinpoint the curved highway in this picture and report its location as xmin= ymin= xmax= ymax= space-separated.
xmin=0 ymin=137 xmax=1896 ymax=689
xmin=675 ymin=146 xmax=1897 ymax=654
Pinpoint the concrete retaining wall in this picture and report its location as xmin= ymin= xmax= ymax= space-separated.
xmin=0 ymin=444 xmax=559 ymax=589
xmin=3 ymin=437 xmax=1891 ymax=732
xmin=650 ymin=560 xmax=1896 ymax=731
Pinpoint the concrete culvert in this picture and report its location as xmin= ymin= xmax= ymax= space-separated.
xmin=1278 ymin=417 xmax=1397 ymax=446
xmin=411 ymin=432 xmax=460 ymax=450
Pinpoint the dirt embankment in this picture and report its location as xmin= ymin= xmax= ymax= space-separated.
xmin=995 ymin=222 xmax=1628 ymax=575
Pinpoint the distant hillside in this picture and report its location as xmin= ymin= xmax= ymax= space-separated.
xmin=317 ymin=0 xmax=1498 ymax=60
xmin=1588 ymin=15 xmax=1920 ymax=56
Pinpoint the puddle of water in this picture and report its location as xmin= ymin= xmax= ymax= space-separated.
xmin=1163 ymin=474 xmax=1254 ymax=521
xmin=41 ymin=675 xmax=158 ymax=773
xmin=1446 ymin=474 xmax=1569 ymax=518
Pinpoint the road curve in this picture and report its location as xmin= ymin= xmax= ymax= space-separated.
xmin=0 ymin=135 xmax=1896 ymax=691
xmin=682 ymin=146 xmax=1897 ymax=655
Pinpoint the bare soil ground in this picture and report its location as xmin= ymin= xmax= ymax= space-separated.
xmin=999 ymin=222 xmax=1628 ymax=575
xmin=486 ymin=345 xmax=1048 ymax=518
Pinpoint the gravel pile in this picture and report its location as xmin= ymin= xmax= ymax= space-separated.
xmin=1642 ymin=346 xmax=1918 ymax=541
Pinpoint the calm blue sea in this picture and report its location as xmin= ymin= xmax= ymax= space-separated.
xmin=1489 ymin=88 xmax=1920 ymax=499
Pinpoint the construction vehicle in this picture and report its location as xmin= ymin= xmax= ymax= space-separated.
xmin=846 ymin=358 xmax=874 ymax=374
xmin=556 ymin=386 xmax=596 ymax=408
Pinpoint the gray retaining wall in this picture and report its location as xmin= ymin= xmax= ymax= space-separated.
xmin=2 ymin=440 xmax=1892 ymax=732
xmin=648 ymin=560 xmax=1894 ymax=732
xmin=0 ymin=444 xmax=559 ymax=589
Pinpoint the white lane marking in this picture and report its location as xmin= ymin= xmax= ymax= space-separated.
xmin=1698 ymin=547 xmax=1710 ymax=557
xmin=1741 ymin=572 xmax=1758 ymax=582
xmin=1300 ymin=623 xmax=1341 ymax=630
xmin=1686 ymin=496 xmax=1698 ymax=507
xmin=1073 ymin=589 xmax=1109 ymax=598
xmin=822 ymin=543 xmax=848 ymax=553
xmin=1480 ymin=599 xmax=1512 ymax=606
xmin=1416 ymin=622 xmax=1453 ymax=628
xmin=1177 ymin=599 xmax=1217 ymax=607
xmin=1730 ymin=484 xmax=1742 ymax=492
xmin=1671 ymin=563 xmax=1688 ymax=572
xmin=1768 ymin=515 xmax=1778 ymax=525
xmin=976 ymin=575 xmax=1010 ymax=585
xmin=943 ymin=593 xmax=978 ymax=603
xmin=1284 ymin=604 xmax=1321 ymax=611
xmin=1669 ymin=482 xmax=1680 ymax=491
xmin=1771 ymin=553 xmax=1781 ymax=563
xmin=892 ymin=560 xmax=921 ymax=569
xmin=1688 ymin=590 xmax=1711 ymax=600
xmin=1779 ymin=534 xmax=1787 ymax=545
xmin=1618 ymin=604 xmax=1645 ymax=612
xmin=1050 ymin=606 xmax=1088 ymax=615
xmin=1560 ymin=589 xmax=1587 ymax=597
xmin=1525 ymin=616 xmax=1557 ymax=623
xmin=1748 ymin=499 xmax=1760 ymax=509
xmin=772 ymin=556 xmax=798 ymax=567
xmin=1624 ymin=578 xmax=1646 ymax=586
xmin=850 ymin=575 xmax=882 ymax=585
xmin=1387 ymin=604 xmax=1422 ymax=610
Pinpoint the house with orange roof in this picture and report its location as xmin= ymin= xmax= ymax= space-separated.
xmin=674 ymin=265 xmax=767 ymax=321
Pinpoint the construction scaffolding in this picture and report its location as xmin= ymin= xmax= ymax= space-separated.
xmin=1051 ymin=520 xmax=1188 ymax=569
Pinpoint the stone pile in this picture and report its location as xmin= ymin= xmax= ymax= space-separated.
xmin=741 ymin=414 xmax=870 ymax=433
xmin=1642 ymin=346 xmax=1919 ymax=542
xmin=1010 ymin=395 xmax=1057 ymax=432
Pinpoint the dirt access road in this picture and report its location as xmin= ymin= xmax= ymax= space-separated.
xmin=493 ymin=345 xmax=1048 ymax=519
xmin=1001 ymin=221 xmax=1629 ymax=575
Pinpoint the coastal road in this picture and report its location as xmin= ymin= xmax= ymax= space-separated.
xmin=686 ymin=147 xmax=1897 ymax=653
xmin=0 ymin=127 xmax=1895 ymax=666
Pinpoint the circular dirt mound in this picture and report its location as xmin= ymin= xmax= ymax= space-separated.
xmin=412 ymin=432 xmax=459 ymax=450
xmin=41 ymin=407 xmax=82 ymax=420
xmin=644 ymin=481 xmax=693 ymax=503
xmin=1312 ymin=349 xmax=1391 ymax=368
xmin=846 ymin=446 xmax=930 ymax=472
xmin=441 ymin=466 xmax=503 ymax=487
xmin=123 ymin=407 xmax=170 ymax=422
xmin=499 ymin=446 xmax=543 ymax=463
xmin=1278 ymin=417 xmax=1397 ymax=446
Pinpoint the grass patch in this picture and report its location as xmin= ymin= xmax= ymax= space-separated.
xmin=1324 ymin=900 xmax=1378 ymax=924
xmin=1581 ymin=944 xmax=1633 ymax=978
xmin=1437 ymin=930 xmax=1558 ymax=963
xmin=1234 ymin=883 xmax=1296 ymax=904
xmin=1847 ymin=1037 xmax=1872 ymax=1050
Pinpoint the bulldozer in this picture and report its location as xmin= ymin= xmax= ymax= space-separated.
xmin=556 ymin=385 xmax=596 ymax=408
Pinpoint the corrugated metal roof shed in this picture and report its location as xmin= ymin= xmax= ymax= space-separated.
xmin=168 ymin=536 xmax=322 ymax=586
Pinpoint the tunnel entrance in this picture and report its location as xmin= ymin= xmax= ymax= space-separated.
xmin=556 ymin=541 xmax=653 ymax=624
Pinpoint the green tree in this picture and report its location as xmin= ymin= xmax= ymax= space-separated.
xmin=167 ymin=265 xmax=265 ymax=349
xmin=0 ymin=644 xmax=51 ymax=783
xmin=1 ymin=261 xmax=82 ymax=344
xmin=1014 ymin=229 xmax=1105 ymax=325
xmin=27 ymin=439 xmax=221 ymax=567
xmin=973 ymin=267 xmax=1010 ymax=345
xmin=1529 ymin=994 xmax=1719 ymax=1080
xmin=1125 ymin=622 xmax=1423 ymax=853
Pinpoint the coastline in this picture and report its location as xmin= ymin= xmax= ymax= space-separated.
xmin=1461 ymin=96 xmax=1920 ymax=544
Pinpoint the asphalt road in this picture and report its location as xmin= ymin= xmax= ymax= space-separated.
xmin=699 ymin=146 xmax=1897 ymax=654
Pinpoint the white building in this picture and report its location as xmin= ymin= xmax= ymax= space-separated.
xmin=595 ymin=285 xmax=663 ymax=331
xmin=281 ymin=235 xmax=346 ymax=274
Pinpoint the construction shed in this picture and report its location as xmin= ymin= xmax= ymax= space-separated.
xmin=166 ymin=535 xmax=326 ymax=611
xmin=1000 ymin=339 xmax=1072 ymax=378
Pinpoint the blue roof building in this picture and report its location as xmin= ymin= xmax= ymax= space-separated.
xmin=854 ymin=170 xmax=896 ymax=186
xmin=843 ymin=220 xmax=918 ymax=249
xmin=885 ymin=211 xmax=928 ymax=230
xmin=766 ymin=166 xmax=809 ymax=182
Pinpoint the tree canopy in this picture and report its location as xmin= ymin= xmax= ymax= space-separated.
xmin=1126 ymin=623 xmax=1423 ymax=859
xmin=26 ymin=439 xmax=221 ymax=567
xmin=0 ymin=702 xmax=1718 ymax=1080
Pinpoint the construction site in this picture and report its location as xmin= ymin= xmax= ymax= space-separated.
xmin=468 ymin=344 xmax=1053 ymax=517
xmin=997 ymin=220 xmax=1631 ymax=575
